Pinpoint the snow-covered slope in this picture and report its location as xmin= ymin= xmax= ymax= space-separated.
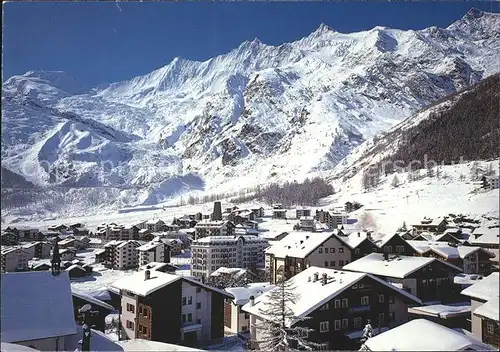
xmin=2 ymin=9 xmax=500 ymax=218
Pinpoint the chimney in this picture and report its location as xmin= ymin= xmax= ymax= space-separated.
xmin=145 ymin=269 xmax=151 ymax=280
xmin=322 ymin=273 xmax=328 ymax=285
xmin=213 ymin=201 xmax=222 ymax=221
xmin=249 ymin=295 xmax=255 ymax=306
xmin=313 ymin=272 xmax=319 ymax=282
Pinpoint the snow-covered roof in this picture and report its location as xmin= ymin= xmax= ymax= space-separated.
xmin=337 ymin=231 xmax=371 ymax=249
xmin=265 ymin=231 xmax=334 ymax=258
xmin=87 ymin=288 xmax=112 ymax=302
xmin=136 ymin=240 xmax=163 ymax=251
xmin=193 ymin=235 xmax=267 ymax=245
xmin=1 ymin=271 xmax=77 ymax=343
xmin=242 ymin=266 xmax=421 ymax=326
xmin=454 ymin=273 xmax=484 ymax=286
xmin=211 ymin=267 xmax=248 ymax=278
xmin=64 ymin=325 xmax=123 ymax=351
xmin=343 ymin=253 xmax=462 ymax=279
xmin=116 ymin=339 xmax=203 ymax=351
xmin=259 ymin=231 xmax=288 ymax=240
xmin=66 ymin=264 xmax=86 ymax=272
xmin=116 ymin=240 xmax=142 ymax=249
xmin=407 ymin=241 xmax=485 ymax=260
xmin=226 ymin=283 xmax=276 ymax=305
xmin=112 ymin=270 xmax=181 ymax=296
xmin=139 ymin=262 xmax=178 ymax=272
xmin=469 ymin=227 xmax=499 ymax=245
xmin=461 ymin=272 xmax=499 ymax=301
xmin=408 ymin=302 xmax=471 ymax=318
xmin=362 ymin=319 xmax=494 ymax=351
xmin=473 ymin=298 xmax=499 ymax=322
xmin=0 ymin=343 xmax=40 ymax=352
xmin=72 ymin=289 xmax=114 ymax=311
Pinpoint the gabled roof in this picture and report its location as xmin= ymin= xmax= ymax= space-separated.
xmin=226 ymin=283 xmax=276 ymax=305
xmin=461 ymin=272 xmax=499 ymax=301
xmin=1 ymin=271 xmax=77 ymax=343
xmin=72 ymin=290 xmax=114 ymax=311
xmin=136 ymin=240 xmax=164 ymax=251
xmin=112 ymin=270 xmax=181 ymax=296
xmin=362 ymin=319 xmax=493 ymax=351
xmin=473 ymin=298 xmax=499 ymax=322
xmin=264 ymin=231 xmax=335 ymax=259
xmin=242 ymin=266 xmax=421 ymax=327
xmin=343 ymin=253 xmax=462 ymax=279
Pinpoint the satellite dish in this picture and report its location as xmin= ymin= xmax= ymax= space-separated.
xmin=78 ymin=304 xmax=92 ymax=313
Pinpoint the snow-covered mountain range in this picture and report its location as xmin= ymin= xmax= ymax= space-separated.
xmin=2 ymin=8 xmax=500 ymax=216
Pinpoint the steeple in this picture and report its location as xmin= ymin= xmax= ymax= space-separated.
xmin=51 ymin=237 xmax=61 ymax=276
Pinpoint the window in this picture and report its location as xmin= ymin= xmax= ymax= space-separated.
xmin=334 ymin=320 xmax=341 ymax=331
xmin=143 ymin=307 xmax=149 ymax=318
xmin=138 ymin=306 xmax=143 ymax=314
xmin=126 ymin=320 xmax=134 ymax=330
xmin=325 ymin=248 xmax=329 ymax=253
xmin=389 ymin=295 xmax=395 ymax=304
xmin=487 ymin=322 xmax=495 ymax=334
xmin=319 ymin=303 xmax=330 ymax=311
xmin=390 ymin=312 xmax=396 ymax=321
xmin=354 ymin=248 xmax=360 ymax=255
xmin=196 ymin=302 xmax=201 ymax=309
xmin=341 ymin=298 xmax=348 ymax=308
xmin=196 ymin=319 xmax=201 ymax=324
xmin=320 ymin=321 xmax=329 ymax=332
xmin=187 ymin=313 xmax=192 ymax=322
xmin=354 ymin=317 xmax=362 ymax=328
xmin=352 ymin=284 xmax=358 ymax=289
xmin=126 ymin=303 xmax=135 ymax=313
xmin=385 ymin=246 xmax=392 ymax=253
xmin=244 ymin=312 xmax=250 ymax=319
xmin=334 ymin=299 xmax=341 ymax=309
xmin=361 ymin=296 xmax=369 ymax=305
xmin=339 ymin=260 xmax=344 ymax=267
xmin=319 ymin=248 xmax=323 ymax=254
xmin=325 ymin=261 xmax=329 ymax=267
xmin=188 ymin=296 xmax=193 ymax=305
xmin=196 ymin=287 xmax=202 ymax=293
xmin=342 ymin=318 xmax=348 ymax=329
xmin=182 ymin=297 xmax=187 ymax=305
xmin=339 ymin=248 xmax=344 ymax=253
xmin=330 ymin=261 xmax=335 ymax=267
xmin=182 ymin=314 xmax=186 ymax=323
xmin=331 ymin=248 xmax=335 ymax=253
xmin=378 ymin=313 xmax=384 ymax=324
xmin=379 ymin=294 xmax=384 ymax=303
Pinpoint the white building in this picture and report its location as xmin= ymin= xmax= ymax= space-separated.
xmin=191 ymin=235 xmax=268 ymax=279
xmin=328 ymin=212 xmax=348 ymax=229
xmin=112 ymin=269 xmax=232 ymax=346
xmin=137 ymin=239 xmax=171 ymax=267
xmin=1 ymin=248 xmax=30 ymax=273
xmin=224 ymin=283 xmax=275 ymax=334
xmin=360 ymin=319 xmax=494 ymax=351
xmin=103 ymin=240 xmax=143 ymax=270
xmin=298 ymin=216 xmax=315 ymax=231
xmin=460 ymin=272 xmax=499 ymax=348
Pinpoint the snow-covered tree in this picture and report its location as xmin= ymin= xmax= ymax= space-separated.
xmin=390 ymin=174 xmax=400 ymax=188
xmin=252 ymin=278 xmax=323 ymax=351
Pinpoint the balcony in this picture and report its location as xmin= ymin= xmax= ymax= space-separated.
xmin=348 ymin=305 xmax=371 ymax=314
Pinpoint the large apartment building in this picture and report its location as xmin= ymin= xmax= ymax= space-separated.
xmin=191 ymin=235 xmax=269 ymax=279
xmin=1 ymin=247 xmax=31 ymax=273
xmin=112 ymin=269 xmax=232 ymax=347
xmin=137 ymin=239 xmax=172 ymax=267
xmin=103 ymin=240 xmax=142 ymax=269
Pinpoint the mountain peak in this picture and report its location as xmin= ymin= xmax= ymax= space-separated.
xmin=315 ymin=23 xmax=333 ymax=34
xmin=464 ymin=7 xmax=485 ymax=20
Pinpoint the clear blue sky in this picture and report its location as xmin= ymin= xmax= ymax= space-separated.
xmin=3 ymin=1 xmax=499 ymax=88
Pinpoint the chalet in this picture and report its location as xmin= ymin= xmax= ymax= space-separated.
xmin=173 ymin=217 xmax=198 ymax=229
xmin=407 ymin=301 xmax=471 ymax=330
xmin=209 ymin=267 xmax=260 ymax=288
xmin=265 ymin=231 xmax=376 ymax=284
xmin=371 ymin=233 xmax=418 ymax=256
xmin=95 ymin=248 xmax=106 ymax=263
xmin=224 ymin=283 xmax=276 ymax=334
xmin=412 ymin=217 xmax=448 ymax=234
xmin=333 ymin=231 xmax=379 ymax=261
xmin=243 ymin=266 xmax=422 ymax=350
xmin=66 ymin=264 xmax=88 ymax=278
xmin=58 ymin=238 xmax=83 ymax=250
xmin=60 ymin=248 xmax=77 ymax=261
xmin=1 ymin=247 xmax=30 ymax=273
xmin=16 ymin=227 xmax=39 ymax=240
xmin=272 ymin=204 xmax=287 ymax=219
xmin=112 ymin=269 xmax=233 ymax=346
xmin=1 ymin=232 xmax=19 ymax=246
xmin=408 ymin=241 xmax=494 ymax=276
xmin=296 ymin=207 xmax=312 ymax=219
xmin=194 ymin=220 xmax=235 ymax=240
xmin=250 ymin=207 xmax=265 ymax=218
xmin=140 ymin=262 xmax=179 ymax=274
xmin=461 ymin=272 xmax=499 ymax=349
xmin=360 ymin=319 xmax=493 ymax=351
xmin=48 ymin=224 xmax=68 ymax=233
xmin=72 ymin=290 xmax=114 ymax=332
xmin=243 ymin=220 xmax=259 ymax=230
xmin=0 ymin=271 xmax=77 ymax=350
xmin=145 ymin=220 xmax=166 ymax=232
xmin=469 ymin=227 xmax=499 ymax=250
xmin=297 ymin=216 xmax=315 ymax=231
xmin=143 ymin=232 xmax=157 ymax=242
xmin=343 ymin=253 xmax=463 ymax=304
xmin=162 ymin=238 xmax=183 ymax=255
xmin=22 ymin=242 xmax=51 ymax=259
xmin=164 ymin=224 xmax=181 ymax=232
xmin=345 ymin=201 xmax=362 ymax=213
xmin=137 ymin=228 xmax=153 ymax=240
xmin=315 ymin=210 xmax=348 ymax=229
